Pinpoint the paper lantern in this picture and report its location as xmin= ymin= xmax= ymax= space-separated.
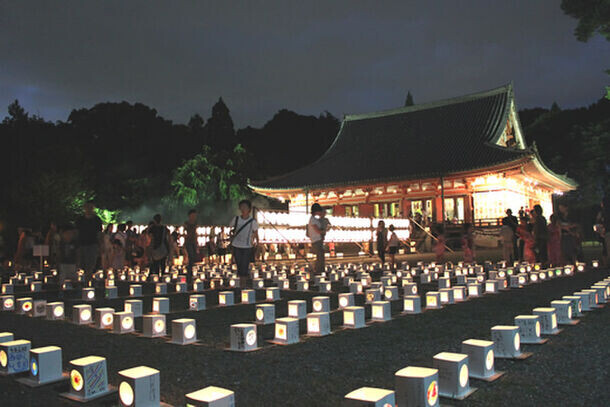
xmin=1 ymin=284 xmax=13 ymax=294
xmin=590 ymin=285 xmax=608 ymax=304
xmin=296 ymin=281 xmax=309 ymax=291
xmin=420 ymin=273 xmax=431 ymax=284
xmin=439 ymin=288 xmax=454 ymax=304
xmin=273 ymin=317 xmax=299 ymax=345
xmin=338 ymin=293 xmax=354 ymax=309
xmin=312 ymin=296 xmax=330 ymax=313
xmin=532 ymin=308 xmax=561 ymax=334
xmin=241 ymin=289 xmax=256 ymax=304
xmin=467 ymin=284 xmax=482 ymax=297
xmin=562 ymin=295 xmax=583 ymax=317
xmin=193 ymin=282 xmax=205 ymax=292
xmin=129 ymin=285 xmax=142 ymax=297
xmin=371 ymin=301 xmax=391 ymax=322
xmin=384 ymin=286 xmax=399 ymax=301
xmin=94 ymin=308 xmax=115 ymax=330
xmin=551 ymin=300 xmax=577 ymax=325
xmin=402 ymin=295 xmax=422 ymax=314
xmin=255 ymin=304 xmax=275 ymax=325
xmin=218 ymin=291 xmax=234 ymax=306
xmin=253 ymin=278 xmax=264 ymax=289
xmin=113 ymin=312 xmax=135 ymax=334
xmin=30 ymin=282 xmax=42 ymax=292
xmin=438 ymin=277 xmax=451 ymax=289
xmin=82 ymin=288 xmax=95 ymax=301
xmin=0 ymin=332 xmax=14 ymax=343
xmin=175 ymin=282 xmax=188 ymax=293
xmin=125 ymin=300 xmax=143 ymax=318
xmin=72 ymin=304 xmax=93 ymax=325
xmin=142 ymin=314 xmax=166 ymax=338
xmin=452 ymin=286 xmax=467 ymax=302
xmin=19 ymin=346 xmax=64 ymax=386
xmin=185 ymin=386 xmax=234 ymax=407
xmin=105 ymin=286 xmax=118 ymax=299
xmin=461 ymin=339 xmax=503 ymax=381
xmin=118 ymin=366 xmax=160 ymax=407
xmin=266 ymin=287 xmax=280 ymax=301
xmin=152 ymin=298 xmax=170 ymax=314
xmin=485 ymin=280 xmax=499 ymax=294
xmin=189 ymin=295 xmax=206 ymax=311
xmin=62 ymin=356 xmax=113 ymax=402
xmin=491 ymin=326 xmax=528 ymax=359
xmin=230 ymin=324 xmax=258 ymax=352
xmin=365 ymin=289 xmax=381 ymax=304
xmin=514 ymin=315 xmax=546 ymax=344
xmin=403 ymin=282 xmax=418 ymax=296
xmin=573 ymin=292 xmax=592 ymax=312
xmin=171 ymin=319 xmax=197 ymax=345
xmin=16 ymin=297 xmax=33 ymax=315
xmin=349 ymin=282 xmax=363 ymax=294
xmin=432 ymin=352 xmax=476 ymax=400
xmin=29 ymin=300 xmax=47 ymax=318
xmin=1 ymin=295 xmax=14 ymax=311
xmin=288 ymin=300 xmax=307 ymax=319
xmin=343 ymin=306 xmax=365 ymax=329
xmin=307 ymin=312 xmax=331 ymax=336
xmin=0 ymin=339 xmax=31 ymax=374
xmin=426 ymin=292 xmax=441 ymax=309
xmin=155 ymin=283 xmax=167 ymax=295
xmin=395 ymin=366 xmax=439 ymax=407
xmin=592 ymin=260 xmax=599 ymax=268
xmin=343 ymin=387 xmax=395 ymax=407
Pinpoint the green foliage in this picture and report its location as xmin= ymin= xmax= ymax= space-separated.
xmin=561 ymin=0 xmax=610 ymax=42
xmin=405 ymin=91 xmax=415 ymax=107
xmin=95 ymin=208 xmax=121 ymax=225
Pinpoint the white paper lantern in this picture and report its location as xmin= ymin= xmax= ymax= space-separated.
xmin=113 ymin=312 xmax=135 ymax=334
xmin=46 ymin=302 xmax=64 ymax=320
xmin=432 ymin=352 xmax=476 ymax=400
xmin=230 ymin=324 xmax=258 ymax=352
xmin=514 ymin=315 xmax=546 ymax=344
xmin=344 ymin=387 xmax=395 ymax=407
xmin=461 ymin=339 xmax=502 ymax=381
xmin=491 ymin=326 xmax=528 ymax=359
xmin=171 ymin=319 xmax=197 ymax=345
xmin=72 ymin=304 xmax=93 ymax=325
xmin=125 ymin=300 xmax=143 ymax=318
xmin=0 ymin=339 xmax=31 ymax=374
xmin=62 ymin=356 xmax=112 ymax=402
xmin=532 ymin=308 xmax=561 ymax=335
xmin=338 ymin=293 xmax=354 ymax=309
xmin=255 ymin=304 xmax=275 ymax=325
xmin=426 ymin=292 xmax=441 ymax=309
xmin=288 ymin=300 xmax=307 ymax=319
xmin=306 ymin=312 xmax=331 ymax=336
xmin=189 ymin=295 xmax=206 ymax=311
xmin=343 ymin=306 xmax=365 ymax=329
xmin=273 ymin=317 xmax=299 ymax=345
xmin=395 ymin=366 xmax=439 ymax=407
xmin=142 ymin=314 xmax=166 ymax=338
xmin=118 ymin=366 xmax=160 ymax=407
xmin=218 ymin=291 xmax=234 ymax=306
xmin=20 ymin=346 xmax=64 ymax=386
xmin=185 ymin=386 xmax=235 ymax=407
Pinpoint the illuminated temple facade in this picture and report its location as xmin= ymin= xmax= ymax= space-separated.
xmin=251 ymin=84 xmax=577 ymax=224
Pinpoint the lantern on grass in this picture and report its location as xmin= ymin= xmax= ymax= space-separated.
xmin=82 ymin=288 xmax=95 ymax=301
xmin=452 ymin=286 xmax=467 ymax=302
xmin=273 ymin=317 xmax=299 ymax=345
xmin=312 ymin=296 xmax=330 ymax=313
xmin=532 ymin=308 xmax=561 ymax=334
xmin=0 ymin=333 xmax=14 ymax=343
xmin=255 ymin=304 xmax=275 ymax=325
xmin=573 ymin=292 xmax=592 ymax=312
xmin=218 ymin=291 xmax=234 ymax=306
xmin=426 ymin=292 xmax=441 ymax=309
xmin=1 ymin=284 xmax=13 ymax=294
xmin=230 ymin=324 xmax=258 ymax=352
xmin=175 ymin=282 xmax=188 ymax=293
xmin=0 ymin=339 xmax=31 ymax=375
xmin=403 ymin=282 xmax=418 ymax=296
xmin=193 ymin=281 xmax=205 ymax=292
xmin=253 ymin=278 xmax=264 ymax=289
xmin=288 ymin=300 xmax=307 ymax=319
xmin=365 ymin=289 xmax=381 ymax=304
xmin=30 ymin=282 xmax=42 ymax=292
xmin=395 ymin=366 xmax=439 ymax=407
xmin=562 ymin=295 xmax=583 ymax=317
xmin=307 ymin=312 xmax=331 ymax=336
xmin=551 ymin=300 xmax=576 ymax=325
xmin=94 ymin=308 xmax=115 ymax=330
xmin=62 ymin=356 xmax=113 ymax=402
xmin=1 ymin=295 xmax=14 ymax=311
xmin=185 ymin=386 xmax=234 ymax=407
xmin=72 ymin=304 xmax=93 ymax=325
xmin=343 ymin=306 xmax=365 ymax=329
xmin=439 ymin=288 xmax=454 ymax=304
xmin=432 ymin=352 xmax=476 ymax=400
xmin=113 ymin=312 xmax=135 ymax=334
xmin=403 ymin=295 xmax=421 ymax=314
xmin=16 ymin=297 xmax=33 ymax=315
xmin=338 ymin=293 xmax=354 ymax=309
xmin=117 ymin=366 xmax=160 ymax=407
xmin=467 ymin=283 xmax=482 ymax=297
xmin=29 ymin=300 xmax=47 ymax=317
xmin=384 ymin=286 xmax=399 ymax=301
xmin=142 ymin=314 xmax=166 ymax=338
xmin=171 ymin=319 xmax=197 ymax=345
xmin=371 ymin=301 xmax=391 ymax=322
xmin=44 ymin=302 xmax=64 ymax=320
xmin=438 ymin=277 xmax=451 ymax=289
xmin=152 ymin=298 xmax=170 ymax=314
xmin=350 ymin=282 xmax=363 ymax=294
xmin=590 ymin=285 xmax=608 ymax=304
xmin=461 ymin=339 xmax=502 ymax=381
xmin=105 ymin=286 xmax=118 ymax=299
xmin=296 ymin=281 xmax=309 ymax=291
xmin=129 ymin=285 xmax=142 ymax=297
xmin=241 ymin=289 xmax=255 ymax=304
xmin=266 ymin=287 xmax=280 ymax=301
xmin=343 ymin=387 xmax=395 ymax=407
xmin=485 ymin=280 xmax=499 ymax=294
xmin=514 ymin=315 xmax=546 ymax=344
xmin=189 ymin=295 xmax=206 ymax=311
xmin=155 ymin=283 xmax=167 ymax=295
xmin=19 ymin=346 xmax=64 ymax=386
xmin=491 ymin=326 xmax=528 ymax=359
xmin=125 ymin=300 xmax=143 ymax=318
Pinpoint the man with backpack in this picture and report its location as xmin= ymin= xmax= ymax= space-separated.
xmin=230 ymin=200 xmax=259 ymax=288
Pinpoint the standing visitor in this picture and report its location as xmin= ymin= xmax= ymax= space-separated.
xmin=58 ymin=224 xmax=78 ymax=289
xmin=503 ymin=209 xmax=519 ymax=262
xmin=387 ymin=225 xmax=399 ymax=270
xmin=307 ymin=203 xmax=326 ymax=274
xmin=433 ymin=224 xmax=446 ymax=263
xmin=547 ymin=214 xmax=562 ymax=266
xmin=230 ymin=200 xmax=259 ymax=287
xmin=100 ymin=224 xmax=114 ymax=270
xmin=517 ymin=218 xmax=536 ymax=264
xmin=75 ymin=201 xmax=102 ymax=282
xmin=531 ymin=205 xmax=548 ymax=264
xmin=556 ymin=202 xmax=578 ymax=264
xmin=376 ymin=220 xmax=388 ymax=265
xmin=44 ymin=222 xmax=61 ymax=268
xmin=110 ymin=238 xmax=125 ymax=270
xmin=149 ymin=214 xmax=170 ymax=275
xmin=461 ymin=223 xmax=475 ymax=263
xmin=184 ymin=209 xmax=199 ymax=281
xmin=500 ymin=217 xmax=514 ymax=263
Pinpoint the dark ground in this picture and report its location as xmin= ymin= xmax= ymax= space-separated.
xmin=0 ymin=252 xmax=608 ymax=406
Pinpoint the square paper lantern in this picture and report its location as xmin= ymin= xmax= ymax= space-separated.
xmin=432 ymin=352 xmax=475 ymax=400
xmin=255 ymin=304 xmax=275 ymax=325
xmin=453 ymin=286 xmax=467 ymax=302
xmin=218 ymin=291 xmax=234 ymax=306
xmin=171 ymin=319 xmax=197 ymax=345
xmin=113 ymin=311 xmax=135 ymax=334
xmin=306 ymin=312 xmax=331 ymax=336
xmin=230 ymin=324 xmax=258 ymax=352
xmin=94 ymin=308 xmax=115 ymax=330
xmin=467 ymin=283 xmax=482 ymax=297
xmin=576 ymin=291 xmax=596 ymax=311
xmin=118 ymin=366 xmax=160 ymax=407
xmin=591 ymin=285 xmax=608 ymax=304
xmin=403 ymin=295 xmax=422 ymax=314
xmin=562 ymin=295 xmax=583 ymax=317
xmin=155 ymin=283 xmax=167 ymax=295
xmin=29 ymin=300 xmax=47 ymax=318
xmin=318 ymin=282 xmax=332 ymax=293
xmin=1 ymin=284 xmax=13 ymax=294
xmin=0 ymin=340 xmax=31 ymax=374
xmin=371 ymin=301 xmax=391 ymax=322
xmin=266 ymin=287 xmax=280 ymax=301
xmin=24 ymin=346 xmax=64 ymax=386
xmin=253 ymin=278 xmax=264 ymax=289
xmin=152 ymin=297 xmax=170 ymax=314
xmin=384 ymin=286 xmax=399 ymax=301
xmin=296 ymin=281 xmax=309 ymax=291
xmin=189 ymin=295 xmax=206 ymax=311
xmin=312 ymin=296 xmax=330 ymax=313
xmin=30 ymin=282 xmax=42 ymax=292
xmin=274 ymin=317 xmax=299 ymax=345
xmin=65 ymin=356 xmax=111 ymax=401
xmin=533 ymin=308 xmax=561 ymax=334
xmin=16 ymin=297 xmax=33 ymax=315
xmin=338 ymin=293 xmax=355 ymax=309
xmin=426 ymin=292 xmax=441 ymax=309
xmin=439 ymin=288 xmax=454 ymax=304
xmin=288 ymin=300 xmax=307 ymax=319
xmin=82 ymin=288 xmax=96 ymax=301
xmin=491 ymin=326 xmax=528 ymax=359
xmin=129 ymin=285 xmax=142 ymax=297
xmin=349 ymin=282 xmax=363 ymax=294
xmin=142 ymin=314 xmax=166 ymax=338
xmin=193 ymin=281 xmax=205 ymax=292
xmin=241 ymin=290 xmax=255 ymax=304
xmin=420 ymin=273 xmax=431 ymax=284
xmin=105 ymin=286 xmax=118 ymax=299
xmin=485 ymin=280 xmax=499 ymax=294
xmin=1 ymin=295 xmax=14 ymax=311
xmin=343 ymin=306 xmax=365 ymax=329
xmin=403 ymin=282 xmax=418 ymax=296
xmin=344 ymin=387 xmax=395 ymax=407
xmin=551 ymin=300 xmax=577 ymax=325
xmin=46 ymin=302 xmax=65 ymax=320
xmin=0 ymin=332 xmax=14 ymax=343
xmin=175 ymin=282 xmax=188 ymax=293
xmin=72 ymin=304 xmax=93 ymax=325
xmin=514 ymin=315 xmax=546 ymax=344
xmin=125 ymin=300 xmax=143 ymax=318
xmin=365 ymin=289 xmax=381 ymax=304
xmin=395 ymin=366 xmax=439 ymax=407
xmin=438 ymin=277 xmax=451 ymax=289
xmin=185 ymin=386 xmax=235 ymax=407
xmin=461 ymin=339 xmax=502 ymax=381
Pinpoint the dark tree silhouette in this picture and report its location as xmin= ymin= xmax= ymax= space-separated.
xmin=405 ymin=91 xmax=415 ymax=106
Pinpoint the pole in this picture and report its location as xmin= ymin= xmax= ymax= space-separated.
xmin=440 ymin=175 xmax=445 ymax=224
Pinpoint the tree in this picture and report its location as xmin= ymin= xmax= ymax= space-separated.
xmin=4 ymin=100 xmax=28 ymax=123
xmin=204 ymin=97 xmax=235 ymax=151
xmin=405 ymin=91 xmax=415 ymax=107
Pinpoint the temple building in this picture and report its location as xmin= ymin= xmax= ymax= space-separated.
xmin=251 ymin=84 xmax=577 ymax=224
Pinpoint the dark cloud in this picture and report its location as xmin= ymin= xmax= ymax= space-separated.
xmin=1 ymin=0 xmax=608 ymax=126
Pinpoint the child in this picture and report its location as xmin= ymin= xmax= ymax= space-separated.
xmin=58 ymin=225 xmax=78 ymax=288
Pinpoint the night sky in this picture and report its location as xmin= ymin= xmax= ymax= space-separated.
xmin=1 ymin=1 xmax=608 ymax=127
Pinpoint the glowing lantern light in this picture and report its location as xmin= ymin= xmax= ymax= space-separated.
xmin=349 ymin=282 xmax=364 ymax=294
xmin=296 ymin=281 xmax=309 ymax=291
xmin=155 ymin=283 xmax=167 ymax=295
xmin=426 ymin=292 xmax=441 ymax=310
xmin=343 ymin=387 xmax=395 ymax=407
xmin=312 ymin=296 xmax=330 ymax=313
xmin=485 ymin=280 xmax=499 ymax=294
xmin=467 ymin=283 xmax=482 ymax=298
xmin=118 ymin=366 xmax=160 ymax=407
xmin=189 ymin=294 xmax=206 ymax=311
xmin=338 ymin=293 xmax=354 ymax=309
xmin=551 ymin=300 xmax=577 ymax=325
xmin=562 ymin=295 xmax=583 ymax=317
xmin=193 ymin=281 xmax=204 ymax=292
xmin=44 ymin=302 xmax=64 ymax=321
xmin=1 ymin=295 xmax=14 ymax=311
xmin=105 ymin=286 xmax=118 ymax=299
xmin=461 ymin=339 xmax=503 ymax=381
xmin=343 ymin=306 xmax=365 ymax=329
xmin=402 ymin=295 xmax=422 ymax=314
xmin=152 ymin=298 xmax=170 ymax=314
xmin=395 ymin=366 xmax=439 ymax=407
xmin=452 ymin=286 xmax=467 ymax=302
xmin=307 ymin=312 xmax=331 ymax=337
xmin=514 ymin=315 xmax=546 ymax=344
xmin=532 ymin=308 xmax=561 ymax=334
xmin=403 ymin=282 xmax=418 ymax=296
xmin=61 ymin=356 xmax=112 ymax=402
xmin=1 ymin=284 xmax=13 ymax=294
xmin=573 ymin=292 xmax=592 ymax=312
xmin=129 ymin=285 xmax=143 ymax=297
xmin=365 ymin=289 xmax=381 ymax=304
xmin=218 ymin=291 xmax=234 ymax=306
xmin=590 ymin=285 xmax=608 ymax=304
xmin=288 ymin=300 xmax=307 ymax=319
xmin=174 ymin=282 xmax=187 ymax=293
xmin=432 ymin=352 xmax=476 ymax=400
xmin=273 ymin=317 xmax=299 ymax=345
xmin=113 ymin=312 xmax=135 ymax=334
xmin=185 ymin=386 xmax=235 ymax=407
xmin=438 ymin=277 xmax=451 ymax=289
xmin=17 ymin=346 xmax=64 ymax=386
xmin=266 ymin=287 xmax=280 ymax=302
xmin=94 ymin=308 xmax=115 ymax=330
xmin=16 ymin=297 xmax=33 ymax=315
xmin=125 ymin=300 xmax=143 ymax=318
xmin=30 ymin=282 xmax=42 ymax=292
xmin=384 ymin=286 xmax=399 ymax=301
xmin=371 ymin=301 xmax=391 ymax=322
xmin=82 ymin=288 xmax=95 ymax=301
xmin=229 ymin=324 xmax=258 ymax=352
xmin=439 ymin=288 xmax=454 ymax=304
xmin=171 ymin=319 xmax=197 ymax=345
xmin=420 ymin=273 xmax=431 ymax=284
xmin=255 ymin=304 xmax=275 ymax=325
xmin=0 ymin=332 xmax=14 ymax=343
xmin=592 ymin=260 xmax=599 ymax=268
xmin=141 ymin=314 xmax=166 ymax=338
xmin=491 ymin=326 xmax=529 ymax=359
xmin=72 ymin=304 xmax=93 ymax=325
xmin=253 ymin=278 xmax=264 ymax=289
xmin=241 ymin=289 xmax=255 ymax=304
xmin=0 ymin=340 xmax=31 ymax=375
